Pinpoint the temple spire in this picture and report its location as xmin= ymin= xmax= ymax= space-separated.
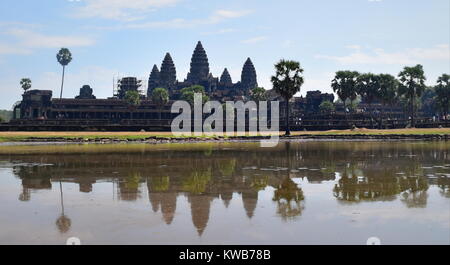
xmin=187 ymin=41 xmax=210 ymax=83
xmin=147 ymin=64 xmax=160 ymax=97
xmin=241 ymin=58 xmax=258 ymax=94
xmin=160 ymin=53 xmax=177 ymax=90
xmin=220 ymin=68 xmax=233 ymax=86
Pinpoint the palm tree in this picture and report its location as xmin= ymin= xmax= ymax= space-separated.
xmin=398 ymin=65 xmax=426 ymax=127
xmin=250 ymin=87 xmax=268 ymax=103
xmin=332 ymin=71 xmax=360 ymax=112
xmin=378 ymin=74 xmax=399 ymax=128
xmin=152 ymin=87 xmax=169 ymax=120
xmin=20 ymin=78 xmax=32 ymax=92
xmin=271 ymin=60 xmax=304 ymax=136
xmin=435 ymin=74 xmax=449 ymax=119
xmin=356 ymin=73 xmax=380 ymax=127
xmin=56 ymin=48 xmax=73 ymax=100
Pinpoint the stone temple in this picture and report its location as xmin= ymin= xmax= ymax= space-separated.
xmin=147 ymin=41 xmax=258 ymax=101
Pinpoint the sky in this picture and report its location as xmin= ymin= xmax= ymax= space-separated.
xmin=0 ymin=0 xmax=449 ymax=109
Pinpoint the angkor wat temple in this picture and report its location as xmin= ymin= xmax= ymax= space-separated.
xmin=147 ymin=41 xmax=258 ymax=101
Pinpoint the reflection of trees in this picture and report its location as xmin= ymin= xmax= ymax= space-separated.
xmin=182 ymin=168 xmax=212 ymax=194
xmin=118 ymin=172 xmax=142 ymax=201
xmin=148 ymin=176 xmax=170 ymax=192
xmin=250 ymin=175 xmax=269 ymax=191
xmin=273 ymin=177 xmax=305 ymax=220
xmin=56 ymin=181 xmax=71 ymax=234
xmin=333 ymin=164 xmax=429 ymax=207
xmin=217 ymin=159 xmax=236 ymax=177
xmin=437 ymin=177 xmax=450 ymax=198
xmin=334 ymin=166 xmax=401 ymax=202
xmin=399 ymin=177 xmax=429 ymax=208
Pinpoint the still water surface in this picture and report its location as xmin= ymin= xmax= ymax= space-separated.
xmin=0 ymin=141 xmax=449 ymax=245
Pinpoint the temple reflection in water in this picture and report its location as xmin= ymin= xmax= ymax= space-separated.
xmin=5 ymin=141 xmax=449 ymax=236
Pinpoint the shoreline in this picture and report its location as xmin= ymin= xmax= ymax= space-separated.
xmin=0 ymin=128 xmax=448 ymax=144
xmin=0 ymin=134 xmax=448 ymax=144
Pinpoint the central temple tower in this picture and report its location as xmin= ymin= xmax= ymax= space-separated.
xmin=186 ymin=41 xmax=210 ymax=84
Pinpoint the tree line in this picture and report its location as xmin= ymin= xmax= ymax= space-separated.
xmin=331 ymin=65 xmax=449 ymax=127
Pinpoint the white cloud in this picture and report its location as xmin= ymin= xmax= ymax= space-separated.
xmin=7 ymin=29 xmax=95 ymax=49
xmin=316 ymin=44 xmax=450 ymax=65
xmin=0 ymin=43 xmax=32 ymax=55
xmin=95 ymin=9 xmax=252 ymax=30
xmin=73 ymin=0 xmax=181 ymax=21
xmin=241 ymin=36 xmax=268 ymax=44
xmin=201 ymin=28 xmax=237 ymax=36
xmin=0 ymin=24 xmax=96 ymax=56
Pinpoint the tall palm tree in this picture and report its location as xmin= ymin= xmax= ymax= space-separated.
xmin=378 ymin=74 xmax=399 ymax=128
xmin=271 ymin=60 xmax=304 ymax=136
xmin=435 ymin=74 xmax=450 ymax=119
xmin=152 ymin=87 xmax=169 ymax=120
xmin=332 ymin=71 xmax=360 ymax=112
xmin=56 ymin=48 xmax=72 ymax=100
xmin=357 ymin=73 xmax=380 ymax=127
xmin=398 ymin=65 xmax=426 ymax=127
xmin=20 ymin=78 xmax=32 ymax=92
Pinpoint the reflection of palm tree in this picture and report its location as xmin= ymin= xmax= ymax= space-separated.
xmin=399 ymin=176 xmax=429 ymax=208
xmin=56 ymin=181 xmax=71 ymax=233
xmin=273 ymin=177 xmax=305 ymax=220
xmin=18 ymin=187 xmax=30 ymax=201
xmin=437 ymin=177 xmax=450 ymax=198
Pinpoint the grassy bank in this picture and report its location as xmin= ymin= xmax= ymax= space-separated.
xmin=0 ymin=128 xmax=448 ymax=142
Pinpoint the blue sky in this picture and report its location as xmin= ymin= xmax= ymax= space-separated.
xmin=0 ymin=0 xmax=448 ymax=109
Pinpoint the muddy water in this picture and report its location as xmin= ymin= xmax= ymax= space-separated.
xmin=0 ymin=141 xmax=448 ymax=245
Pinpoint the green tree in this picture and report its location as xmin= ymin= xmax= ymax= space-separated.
xmin=250 ymin=87 xmax=267 ymax=102
xmin=56 ymin=48 xmax=72 ymax=100
xmin=435 ymin=74 xmax=450 ymax=118
xmin=357 ymin=73 xmax=380 ymax=115
xmin=271 ymin=60 xmax=304 ymax=136
xmin=331 ymin=71 xmax=360 ymax=112
xmin=181 ymin=85 xmax=209 ymax=106
xmin=421 ymin=87 xmax=437 ymax=117
xmin=398 ymin=65 xmax=426 ymax=127
xmin=152 ymin=87 xmax=169 ymax=120
xmin=20 ymin=78 xmax=32 ymax=92
xmin=378 ymin=74 xmax=399 ymax=128
xmin=124 ymin=90 xmax=141 ymax=119
xmin=319 ymin=100 xmax=335 ymax=113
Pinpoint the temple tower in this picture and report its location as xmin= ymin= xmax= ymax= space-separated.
xmin=160 ymin=53 xmax=177 ymax=91
xmin=240 ymin=58 xmax=258 ymax=94
xmin=186 ymin=41 xmax=210 ymax=84
xmin=147 ymin=65 xmax=161 ymax=97
xmin=219 ymin=68 xmax=233 ymax=87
